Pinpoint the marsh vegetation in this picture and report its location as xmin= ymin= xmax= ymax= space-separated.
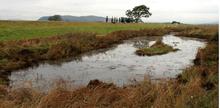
xmin=136 ymin=39 xmax=179 ymax=56
xmin=0 ymin=21 xmax=218 ymax=108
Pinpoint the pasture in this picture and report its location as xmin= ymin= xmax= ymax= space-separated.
xmin=0 ymin=21 xmax=176 ymax=41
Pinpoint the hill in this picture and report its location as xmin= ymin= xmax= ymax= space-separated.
xmin=38 ymin=15 xmax=106 ymax=22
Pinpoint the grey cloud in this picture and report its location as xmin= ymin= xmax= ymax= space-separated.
xmin=0 ymin=0 xmax=218 ymax=24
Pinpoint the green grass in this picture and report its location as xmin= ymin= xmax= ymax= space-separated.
xmin=0 ymin=21 xmax=176 ymax=41
xmin=136 ymin=40 xmax=178 ymax=56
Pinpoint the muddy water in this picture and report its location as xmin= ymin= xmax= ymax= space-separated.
xmin=9 ymin=35 xmax=206 ymax=90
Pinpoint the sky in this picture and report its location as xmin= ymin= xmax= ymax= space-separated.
xmin=0 ymin=0 xmax=219 ymax=24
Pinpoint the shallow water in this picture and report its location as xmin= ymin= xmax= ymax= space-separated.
xmin=9 ymin=35 xmax=206 ymax=90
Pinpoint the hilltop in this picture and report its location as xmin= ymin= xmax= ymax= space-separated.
xmin=38 ymin=15 xmax=106 ymax=22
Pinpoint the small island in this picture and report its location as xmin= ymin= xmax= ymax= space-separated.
xmin=136 ymin=40 xmax=179 ymax=56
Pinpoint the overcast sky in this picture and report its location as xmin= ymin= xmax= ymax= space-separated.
xmin=0 ymin=0 xmax=218 ymax=24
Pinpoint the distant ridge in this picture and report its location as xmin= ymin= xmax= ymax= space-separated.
xmin=38 ymin=15 xmax=106 ymax=22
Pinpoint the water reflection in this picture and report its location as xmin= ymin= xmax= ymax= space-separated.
xmin=9 ymin=35 xmax=206 ymax=90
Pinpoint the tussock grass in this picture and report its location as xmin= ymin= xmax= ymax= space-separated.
xmin=173 ymin=25 xmax=218 ymax=39
xmin=0 ymin=24 xmax=218 ymax=108
xmin=136 ymin=39 xmax=178 ymax=56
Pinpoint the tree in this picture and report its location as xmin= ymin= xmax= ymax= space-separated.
xmin=126 ymin=5 xmax=152 ymax=23
xmin=171 ymin=21 xmax=181 ymax=24
xmin=106 ymin=16 xmax=108 ymax=23
xmin=48 ymin=15 xmax=63 ymax=21
xmin=125 ymin=18 xmax=134 ymax=23
xmin=125 ymin=10 xmax=135 ymax=23
xmin=126 ymin=10 xmax=133 ymax=18
xmin=120 ymin=17 xmax=126 ymax=23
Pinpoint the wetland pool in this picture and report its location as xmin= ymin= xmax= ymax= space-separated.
xmin=9 ymin=35 xmax=206 ymax=90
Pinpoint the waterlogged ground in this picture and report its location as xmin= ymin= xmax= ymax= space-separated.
xmin=9 ymin=35 xmax=206 ymax=90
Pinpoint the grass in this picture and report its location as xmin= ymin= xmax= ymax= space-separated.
xmin=0 ymin=21 xmax=177 ymax=41
xmin=136 ymin=39 xmax=178 ymax=56
xmin=0 ymin=21 xmax=218 ymax=108
xmin=0 ymin=23 xmax=217 ymax=80
xmin=0 ymin=28 xmax=171 ymax=73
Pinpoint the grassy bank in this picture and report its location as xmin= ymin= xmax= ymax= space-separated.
xmin=136 ymin=40 xmax=178 ymax=56
xmin=0 ymin=22 xmax=218 ymax=107
xmin=0 ymin=28 xmax=168 ymax=71
xmin=0 ymin=24 xmax=218 ymax=83
xmin=0 ymin=34 xmax=218 ymax=107
xmin=0 ymin=28 xmax=170 ymax=83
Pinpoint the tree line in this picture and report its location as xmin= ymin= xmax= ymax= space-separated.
xmin=48 ymin=5 xmax=152 ymax=23
xmin=106 ymin=5 xmax=151 ymax=23
xmin=105 ymin=16 xmax=135 ymax=23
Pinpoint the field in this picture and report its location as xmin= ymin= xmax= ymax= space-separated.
xmin=0 ymin=21 xmax=218 ymax=108
xmin=0 ymin=21 xmax=176 ymax=41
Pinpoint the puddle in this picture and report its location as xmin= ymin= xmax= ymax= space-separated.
xmin=9 ymin=35 xmax=206 ymax=90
